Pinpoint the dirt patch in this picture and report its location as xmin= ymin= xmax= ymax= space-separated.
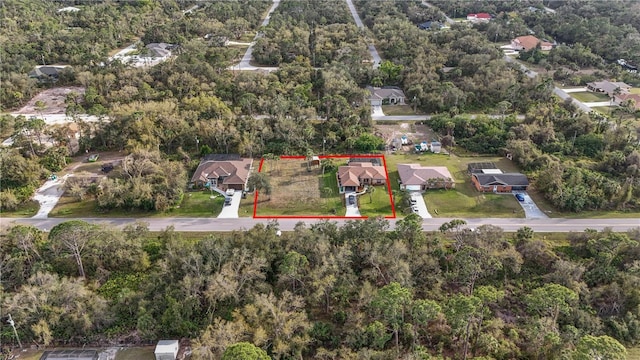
xmin=376 ymin=123 xmax=438 ymax=153
xmin=14 ymin=86 xmax=85 ymax=115
xmin=261 ymin=159 xmax=321 ymax=206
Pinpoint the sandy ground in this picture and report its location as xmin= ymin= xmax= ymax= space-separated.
xmin=376 ymin=123 xmax=436 ymax=152
xmin=13 ymin=86 xmax=85 ymax=115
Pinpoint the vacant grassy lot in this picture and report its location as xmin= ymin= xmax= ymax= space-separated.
xmin=570 ymin=91 xmax=610 ymax=102
xmin=50 ymin=190 xmax=224 ymax=218
xmin=115 ymin=347 xmax=155 ymax=360
xmin=358 ymin=184 xmax=395 ymax=218
xmin=1 ymin=200 xmax=39 ymax=217
xmin=382 ymin=105 xmax=419 ymax=116
xmin=255 ymin=159 xmax=345 ymax=216
xmin=385 ymin=153 xmax=527 ymax=218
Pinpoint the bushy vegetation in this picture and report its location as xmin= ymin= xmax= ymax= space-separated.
xmin=1 ymin=220 xmax=638 ymax=359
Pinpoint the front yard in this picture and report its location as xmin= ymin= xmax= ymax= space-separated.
xmin=50 ymin=190 xmax=225 ymax=218
xmin=357 ymin=184 xmax=394 ymax=217
xmin=570 ymin=91 xmax=610 ymax=102
xmin=254 ymin=159 xmax=345 ymax=216
xmin=385 ymin=152 xmax=527 ymax=218
xmin=381 ymin=105 xmax=421 ymax=116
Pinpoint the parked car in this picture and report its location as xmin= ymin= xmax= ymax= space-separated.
xmin=101 ymin=163 xmax=114 ymax=173
xmin=515 ymin=193 xmax=525 ymax=202
xmin=88 ymin=154 xmax=99 ymax=162
xmin=224 ymin=197 xmax=232 ymax=206
xmin=348 ymin=195 xmax=356 ymax=205
xmin=226 ymin=189 xmax=235 ymax=196
xmin=410 ymin=198 xmax=417 ymax=204
xmin=411 ymin=206 xmax=420 ymax=214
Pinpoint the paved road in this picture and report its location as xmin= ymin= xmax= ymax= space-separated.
xmin=503 ymin=55 xmax=593 ymax=113
xmin=421 ymin=1 xmax=455 ymax=24
xmin=3 ymin=217 xmax=637 ymax=233
xmin=232 ymin=0 xmax=281 ymax=71
xmin=345 ymin=0 xmax=381 ymax=68
xmin=371 ymin=114 xmax=526 ymax=121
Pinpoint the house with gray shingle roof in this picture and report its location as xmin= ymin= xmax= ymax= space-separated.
xmin=367 ymin=86 xmax=406 ymax=106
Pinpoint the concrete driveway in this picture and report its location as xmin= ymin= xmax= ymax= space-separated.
xmin=513 ymin=191 xmax=548 ymax=219
xmin=32 ymin=174 xmax=71 ymax=219
xmin=410 ymin=192 xmax=432 ymax=218
xmin=371 ymin=105 xmax=385 ymax=117
xmin=217 ymin=192 xmax=242 ymax=218
xmin=345 ymin=192 xmax=361 ymax=217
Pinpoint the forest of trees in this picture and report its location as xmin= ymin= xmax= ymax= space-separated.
xmin=1 ymin=219 xmax=638 ymax=359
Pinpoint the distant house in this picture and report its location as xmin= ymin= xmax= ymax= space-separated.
xmin=337 ymin=162 xmax=387 ymax=193
xmin=155 ymin=340 xmax=180 ymax=360
xmin=145 ymin=43 xmax=177 ymax=59
xmin=367 ymin=86 xmax=406 ymax=106
xmin=397 ymin=164 xmax=455 ymax=191
xmin=467 ymin=13 xmax=492 ymax=22
xmin=418 ymin=21 xmax=444 ymax=30
xmin=586 ymin=81 xmax=631 ymax=97
xmin=614 ymin=93 xmax=640 ymax=110
xmin=28 ymin=65 xmax=71 ymax=83
xmin=57 ymin=6 xmax=81 ymax=13
xmin=191 ymin=154 xmax=253 ymax=191
xmin=510 ymin=35 xmax=553 ymax=51
xmin=471 ymin=173 xmax=529 ymax=192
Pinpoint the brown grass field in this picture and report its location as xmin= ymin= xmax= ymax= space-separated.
xmin=256 ymin=158 xmax=345 ymax=216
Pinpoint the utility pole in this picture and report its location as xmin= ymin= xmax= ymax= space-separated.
xmin=7 ymin=314 xmax=22 ymax=349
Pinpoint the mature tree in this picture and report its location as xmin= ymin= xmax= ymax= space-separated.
xmin=222 ymin=342 xmax=270 ymax=360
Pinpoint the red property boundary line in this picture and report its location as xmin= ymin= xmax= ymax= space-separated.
xmin=253 ymin=154 xmax=397 ymax=219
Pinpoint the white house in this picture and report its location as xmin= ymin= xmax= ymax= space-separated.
xmin=367 ymin=86 xmax=406 ymax=106
xmin=155 ymin=340 xmax=179 ymax=360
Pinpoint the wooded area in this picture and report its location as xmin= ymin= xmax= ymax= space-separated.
xmin=1 ymin=219 xmax=638 ymax=359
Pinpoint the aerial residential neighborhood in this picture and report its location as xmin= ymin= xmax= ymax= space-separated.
xmin=1 ymin=0 xmax=639 ymax=359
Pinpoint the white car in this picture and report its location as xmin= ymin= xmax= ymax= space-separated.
xmin=226 ymin=189 xmax=235 ymax=196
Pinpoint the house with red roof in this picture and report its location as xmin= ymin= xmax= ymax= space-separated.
xmin=337 ymin=162 xmax=387 ymax=193
xmin=467 ymin=13 xmax=492 ymax=23
xmin=510 ymin=35 xmax=553 ymax=51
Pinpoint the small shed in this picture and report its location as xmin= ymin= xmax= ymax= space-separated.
xmin=309 ymin=156 xmax=320 ymax=167
xmin=155 ymin=340 xmax=180 ymax=360
xmin=431 ymin=141 xmax=442 ymax=153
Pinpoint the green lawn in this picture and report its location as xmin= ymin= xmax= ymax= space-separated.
xmin=116 ymin=347 xmax=155 ymax=360
xmin=358 ymin=185 xmax=394 ymax=218
xmin=385 ymin=153 xmax=527 ymax=218
xmin=570 ymin=91 xmax=610 ymax=102
xmin=1 ymin=200 xmax=39 ymax=217
xmin=50 ymin=191 xmax=224 ymax=218
xmin=381 ymin=105 xmax=420 ymax=116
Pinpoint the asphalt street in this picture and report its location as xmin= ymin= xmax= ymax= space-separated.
xmin=2 ymin=217 xmax=637 ymax=233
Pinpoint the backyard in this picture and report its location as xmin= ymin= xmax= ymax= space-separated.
xmin=254 ymin=158 xmax=345 ymax=217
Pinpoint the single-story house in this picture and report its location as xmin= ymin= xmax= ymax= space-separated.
xmin=418 ymin=21 xmax=444 ymax=30
xmin=467 ymin=162 xmax=498 ymax=174
xmin=397 ymin=163 xmax=455 ymax=191
xmin=510 ymin=35 xmax=553 ymax=51
xmin=191 ymin=154 xmax=253 ymax=191
xmin=367 ymin=86 xmax=406 ymax=106
xmin=57 ymin=6 xmax=81 ymax=13
xmin=467 ymin=13 xmax=492 ymax=22
xmin=145 ymin=43 xmax=177 ymax=59
xmin=614 ymin=93 xmax=640 ymax=110
xmin=28 ymin=65 xmax=71 ymax=83
xmin=586 ymin=81 xmax=631 ymax=97
xmin=471 ymin=173 xmax=529 ymax=192
xmin=337 ymin=162 xmax=387 ymax=193
xmin=155 ymin=340 xmax=180 ymax=360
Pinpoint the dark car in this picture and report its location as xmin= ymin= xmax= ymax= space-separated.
xmin=224 ymin=197 xmax=232 ymax=206
xmin=348 ymin=195 xmax=356 ymax=205
xmin=101 ymin=163 xmax=114 ymax=173
xmin=515 ymin=193 xmax=525 ymax=202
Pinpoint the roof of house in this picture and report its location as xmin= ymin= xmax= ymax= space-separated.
xmin=473 ymin=173 xmax=529 ymax=186
xmin=513 ymin=35 xmax=552 ymax=51
xmin=191 ymin=157 xmax=252 ymax=185
xmin=398 ymin=164 xmax=453 ymax=186
xmin=28 ymin=65 xmax=70 ymax=78
xmin=57 ymin=6 xmax=81 ymax=12
xmin=587 ymin=81 xmax=631 ymax=94
xmin=615 ymin=93 xmax=640 ymax=109
xmin=418 ymin=21 xmax=443 ymax=29
xmin=145 ymin=43 xmax=176 ymax=58
xmin=338 ymin=163 xmax=387 ymax=186
xmin=468 ymin=13 xmax=491 ymax=19
xmin=348 ymin=157 xmax=382 ymax=166
xmin=367 ymin=86 xmax=406 ymax=100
